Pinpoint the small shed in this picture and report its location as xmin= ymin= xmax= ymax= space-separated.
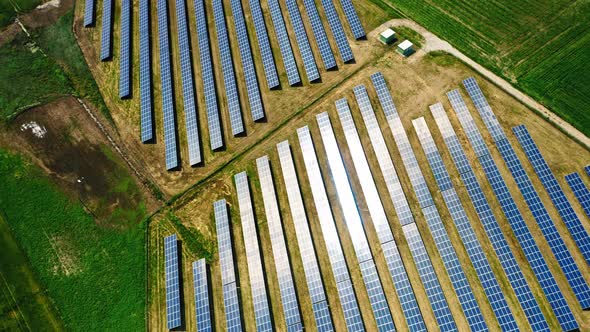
xmin=379 ymin=28 xmax=396 ymax=45
xmin=397 ymin=40 xmax=414 ymax=56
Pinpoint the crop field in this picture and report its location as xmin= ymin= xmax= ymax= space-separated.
xmin=377 ymin=0 xmax=590 ymax=137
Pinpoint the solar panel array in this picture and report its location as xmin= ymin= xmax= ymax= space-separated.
xmin=316 ymin=112 xmax=395 ymax=331
xmin=413 ymin=117 xmax=520 ymax=331
xmin=193 ymin=259 xmax=212 ymax=332
xmin=234 ymin=172 xmax=273 ymax=332
xmin=211 ymin=0 xmax=244 ymax=137
xmin=338 ymin=0 xmax=365 ymax=39
xmin=429 ymin=103 xmax=550 ymax=332
xmin=565 ymin=173 xmax=590 ymax=218
xmin=296 ymin=126 xmax=364 ymax=331
xmin=447 ymin=89 xmax=579 ymax=332
xmin=214 ymin=199 xmax=243 ymax=331
xmin=229 ymin=0 xmax=265 ymax=121
xmin=164 ymin=234 xmax=182 ymax=329
xmin=249 ymin=0 xmax=279 ymax=89
xmin=175 ymin=0 xmax=202 ymax=166
xmin=139 ymin=0 xmax=153 ymax=142
xmin=99 ymin=0 xmax=112 ymax=60
xmin=319 ymin=0 xmax=354 ymax=62
xmin=284 ymin=0 xmax=319 ymax=82
xmin=336 ymin=96 xmax=426 ymax=331
xmin=84 ymin=0 xmax=94 ymax=27
xmin=256 ymin=156 xmax=303 ymax=331
xmin=119 ymin=0 xmax=131 ymax=99
xmin=513 ymin=124 xmax=590 ymax=266
xmin=463 ymin=78 xmax=590 ymax=311
xmin=301 ymin=0 xmax=337 ymax=70
xmin=276 ymin=140 xmax=334 ymax=331
xmin=585 ymin=165 xmax=590 ymax=177
xmin=267 ymin=0 xmax=301 ymax=86
xmin=371 ymin=72 xmax=485 ymax=331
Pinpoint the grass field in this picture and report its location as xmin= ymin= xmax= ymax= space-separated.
xmin=376 ymin=0 xmax=590 ymax=137
xmin=0 ymin=0 xmax=43 ymax=28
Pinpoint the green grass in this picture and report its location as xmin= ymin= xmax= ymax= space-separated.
xmin=394 ymin=26 xmax=425 ymax=48
xmin=377 ymin=0 xmax=590 ymax=137
xmin=0 ymin=149 xmax=146 ymax=331
xmin=0 ymin=0 xmax=43 ymax=28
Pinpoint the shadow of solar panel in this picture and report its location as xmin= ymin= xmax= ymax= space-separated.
xmin=164 ymin=234 xmax=182 ymax=329
xmin=193 ymin=259 xmax=212 ymax=332
xmin=301 ymin=0 xmax=336 ymax=70
xmin=139 ymin=0 xmax=154 ymax=142
xmin=119 ymin=0 xmax=131 ymax=99
xmin=565 ymin=173 xmax=590 ymax=218
xmin=284 ymin=0 xmax=319 ymax=82
xmin=249 ymin=0 xmax=279 ymax=89
xmin=337 ymin=0 xmax=365 ymax=39
xmin=84 ymin=0 xmax=95 ymax=26
xmin=267 ymin=0 xmax=301 ymax=86
xmin=318 ymin=0 xmax=354 ymax=62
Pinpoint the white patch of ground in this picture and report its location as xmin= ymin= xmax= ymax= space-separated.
xmin=20 ymin=121 xmax=47 ymax=138
xmin=36 ymin=0 xmax=60 ymax=10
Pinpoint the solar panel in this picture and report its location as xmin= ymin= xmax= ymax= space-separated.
xmin=316 ymin=112 xmax=395 ymax=331
xmin=256 ymin=156 xmax=303 ymax=330
xmin=318 ymin=0 xmax=354 ymax=62
xmin=301 ymin=0 xmax=337 ymax=70
xmin=296 ymin=126 xmax=364 ymax=331
xmin=164 ymin=234 xmax=182 ymax=329
xmin=139 ymin=0 xmax=153 ymax=142
xmin=248 ymin=0 xmax=280 ymax=89
xmin=283 ymin=0 xmax=319 ymax=82
xmin=193 ymin=259 xmax=212 ymax=332
xmin=84 ymin=0 xmax=94 ymax=26
xmin=99 ymin=0 xmax=113 ymax=61
xmin=565 ymin=173 xmax=590 ymax=218
xmin=413 ymin=117 xmax=519 ymax=331
xmin=119 ymin=0 xmax=131 ymax=99
xmin=513 ymin=125 xmax=590 ymax=266
xmin=370 ymin=73 xmax=485 ymax=331
xmin=175 ymin=0 xmax=202 ymax=165
xmin=352 ymin=85 xmax=455 ymax=331
xmin=267 ymin=0 xmax=301 ymax=86
xmin=229 ymin=0 xmax=265 ymax=121
xmin=585 ymin=165 xmax=590 ymax=178
xmin=276 ymin=141 xmax=334 ymax=331
xmin=337 ymin=0 xmax=365 ymax=39
xmin=336 ymin=97 xmax=426 ymax=331
xmin=210 ymin=0 xmax=244 ymax=136
xmin=447 ymin=89 xmax=578 ymax=331
xmin=463 ymin=79 xmax=590 ymax=310
xmin=234 ymin=172 xmax=273 ymax=332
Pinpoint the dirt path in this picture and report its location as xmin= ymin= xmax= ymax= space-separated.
xmin=370 ymin=19 xmax=590 ymax=149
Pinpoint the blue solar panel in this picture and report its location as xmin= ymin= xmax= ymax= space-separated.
xmin=193 ymin=259 xmax=212 ymax=332
xmin=249 ymin=0 xmax=279 ymax=89
xmin=99 ymin=0 xmax=112 ymax=61
xmin=585 ymin=165 xmax=590 ymax=178
xmin=565 ymin=173 xmax=590 ymax=219
xmin=139 ymin=0 xmax=153 ymax=142
xmin=164 ymin=234 xmax=182 ymax=329
xmin=448 ymin=89 xmax=578 ymax=332
xmin=84 ymin=0 xmax=94 ymax=26
xmin=210 ymin=0 xmax=244 ymax=136
xmin=513 ymin=125 xmax=590 ymax=267
xmin=119 ymin=0 xmax=131 ymax=99
xmin=301 ymin=0 xmax=337 ymax=70
xmin=371 ymin=73 xmax=484 ymax=331
xmin=414 ymin=117 xmax=519 ymax=331
xmin=284 ymin=0 xmax=319 ymax=82
xmin=229 ymin=0 xmax=265 ymax=121
xmin=157 ymin=0 xmax=179 ymax=170
xmin=318 ymin=0 xmax=354 ymax=62
xmin=175 ymin=0 xmax=201 ymax=165
xmin=337 ymin=0 xmax=365 ymax=39
xmin=267 ymin=0 xmax=301 ymax=86
xmin=297 ymin=126 xmax=363 ymax=331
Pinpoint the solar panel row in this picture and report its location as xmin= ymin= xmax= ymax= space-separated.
xmin=429 ymin=103 xmax=550 ymax=332
xmin=447 ymin=89 xmax=578 ymax=332
xmin=565 ymin=173 xmax=590 ymax=219
xmin=119 ymin=0 xmax=131 ymax=99
xmin=248 ymin=0 xmax=279 ymax=89
xmin=284 ymin=0 xmax=320 ymax=82
xmin=337 ymin=0 xmax=365 ymax=39
xmin=513 ymin=125 xmax=590 ymax=266
xmin=164 ymin=234 xmax=182 ymax=329
xmin=99 ymin=0 xmax=112 ymax=61
xmin=139 ymin=0 xmax=153 ymax=142
xmin=301 ymin=0 xmax=337 ymax=70
xmin=84 ymin=0 xmax=94 ymax=27
xmin=193 ymin=259 xmax=212 ymax=332
xmin=319 ymin=0 xmax=354 ymax=62
xmin=267 ymin=0 xmax=301 ymax=86
xmin=585 ymin=165 xmax=590 ymax=178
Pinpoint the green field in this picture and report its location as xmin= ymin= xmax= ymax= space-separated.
xmin=0 ymin=0 xmax=43 ymax=28
xmin=378 ymin=0 xmax=590 ymax=137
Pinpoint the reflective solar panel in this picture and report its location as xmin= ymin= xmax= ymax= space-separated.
xmin=276 ymin=141 xmax=334 ymax=331
xmin=175 ymin=0 xmax=202 ymax=165
xmin=337 ymin=0 xmax=365 ymax=39
xmin=371 ymin=73 xmax=485 ymax=331
xmin=100 ymin=0 xmax=112 ymax=61
xmin=157 ymin=0 xmax=179 ymax=170
xmin=513 ymin=125 xmax=590 ymax=266
xmin=284 ymin=0 xmax=319 ymax=82
xmin=193 ymin=259 xmax=212 ymax=332
xmin=430 ymin=103 xmax=550 ymax=332
xmin=413 ymin=117 xmax=519 ymax=331
xmin=296 ymin=126 xmax=364 ymax=331
xmin=448 ymin=89 xmax=578 ymax=332
xmin=139 ymin=0 xmax=153 ymax=142
xmin=336 ymin=97 xmax=426 ymax=331
xmin=301 ymin=0 xmax=337 ymax=70
xmin=84 ymin=0 xmax=94 ymax=26
xmin=164 ymin=234 xmax=182 ymax=329
xmin=211 ymin=0 xmax=244 ymax=136
xmin=316 ymin=112 xmax=395 ymax=331
xmin=318 ymin=0 xmax=354 ymax=62
xmin=119 ymin=0 xmax=131 ymax=99
xmin=229 ymin=0 xmax=265 ymax=121
xmin=267 ymin=0 xmax=301 ymax=86
xmin=249 ymin=0 xmax=279 ymax=89
xmin=234 ymin=172 xmax=273 ymax=332
xmin=565 ymin=173 xmax=590 ymax=219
